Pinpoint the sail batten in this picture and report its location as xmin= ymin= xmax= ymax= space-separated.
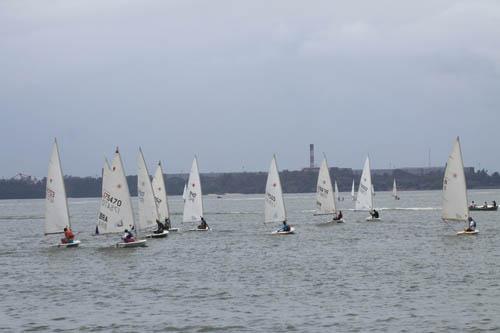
xmin=442 ymin=137 xmax=469 ymax=222
xmin=315 ymin=157 xmax=336 ymax=215
xmin=264 ymin=155 xmax=286 ymax=223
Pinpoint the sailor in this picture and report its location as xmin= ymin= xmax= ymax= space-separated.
xmin=122 ymin=229 xmax=135 ymax=243
xmin=493 ymin=200 xmax=497 ymax=208
xmin=370 ymin=209 xmax=379 ymax=219
xmin=465 ymin=217 xmax=476 ymax=232
xmin=61 ymin=227 xmax=75 ymax=244
xmin=198 ymin=217 xmax=209 ymax=230
xmin=154 ymin=219 xmax=165 ymax=234
xmin=471 ymin=201 xmax=476 ymax=208
xmin=164 ymin=218 xmax=171 ymax=230
xmin=279 ymin=220 xmax=291 ymax=232
xmin=333 ymin=211 xmax=343 ymax=221
xmin=483 ymin=201 xmax=488 ymax=208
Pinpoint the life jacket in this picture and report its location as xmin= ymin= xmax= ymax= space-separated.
xmin=65 ymin=229 xmax=75 ymax=240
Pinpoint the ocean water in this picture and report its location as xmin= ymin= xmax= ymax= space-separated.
xmin=1 ymin=190 xmax=500 ymax=332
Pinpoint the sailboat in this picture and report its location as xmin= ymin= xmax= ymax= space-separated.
xmin=334 ymin=181 xmax=341 ymax=202
xmin=152 ymin=161 xmax=179 ymax=232
xmin=182 ymin=183 xmax=188 ymax=202
xmin=392 ymin=178 xmax=400 ymax=200
xmin=137 ymin=149 xmax=168 ymax=239
xmin=183 ymin=156 xmax=209 ymax=231
xmin=265 ymin=155 xmax=294 ymax=234
xmin=96 ymin=148 xmax=146 ymax=247
xmin=315 ymin=157 xmax=343 ymax=223
xmin=355 ymin=157 xmax=380 ymax=221
xmin=442 ymin=137 xmax=478 ymax=235
xmin=45 ymin=139 xmax=80 ymax=247
xmin=351 ymin=179 xmax=356 ymax=201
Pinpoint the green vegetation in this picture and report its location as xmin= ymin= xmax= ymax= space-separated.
xmin=1 ymin=168 xmax=499 ymax=199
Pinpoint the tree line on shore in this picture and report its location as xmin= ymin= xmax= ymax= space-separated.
xmin=1 ymin=168 xmax=500 ymax=199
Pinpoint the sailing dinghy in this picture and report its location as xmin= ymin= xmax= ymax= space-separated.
xmin=152 ymin=161 xmax=178 ymax=232
xmin=265 ymin=155 xmax=294 ymax=234
xmin=97 ymin=148 xmax=146 ymax=247
xmin=45 ymin=139 xmax=80 ymax=248
xmin=351 ymin=179 xmax=356 ymax=201
xmin=315 ymin=156 xmax=344 ymax=223
xmin=442 ymin=137 xmax=478 ymax=235
xmin=137 ymin=149 xmax=168 ymax=239
xmin=392 ymin=179 xmax=400 ymax=200
xmin=183 ymin=156 xmax=209 ymax=231
xmin=356 ymin=157 xmax=380 ymax=221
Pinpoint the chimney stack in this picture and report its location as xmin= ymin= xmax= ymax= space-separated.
xmin=310 ymin=144 xmax=315 ymax=168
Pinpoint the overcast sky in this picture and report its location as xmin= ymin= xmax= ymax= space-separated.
xmin=1 ymin=0 xmax=499 ymax=178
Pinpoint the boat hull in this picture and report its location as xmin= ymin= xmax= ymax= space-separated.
xmin=167 ymin=228 xmax=179 ymax=232
xmin=456 ymin=229 xmax=479 ymax=235
xmin=188 ymin=227 xmax=210 ymax=232
xmin=145 ymin=230 xmax=169 ymax=238
xmin=116 ymin=239 xmax=147 ymax=248
xmin=271 ymin=226 xmax=295 ymax=235
xmin=57 ymin=240 xmax=81 ymax=248
xmin=469 ymin=206 xmax=497 ymax=211
xmin=366 ymin=216 xmax=381 ymax=221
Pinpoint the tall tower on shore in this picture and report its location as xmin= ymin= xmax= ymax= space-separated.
xmin=309 ymin=144 xmax=315 ymax=169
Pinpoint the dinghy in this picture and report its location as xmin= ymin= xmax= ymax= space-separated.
xmin=469 ymin=204 xmax=498 ymax=211
xmin=351 ymin=179 xmax=356 ymax=201
xmin=265 ymin=155 xmax=294 ymax=234
xmin=314 ymin=156 xmax=344 ymax=223
xmin=96 ymin=148 xmax=147 ymax=247
xmin=183 ymin=156 xmax=210 ymax=231
xmin=45 ymin=139 xmax=80 ymax=248
xmin=392 ymin=179 xmax=400 ymax=200
xmin=152 ymin=161 xmax=178 ymax=232
xmin=137 ymin=149 xmax=168 ymax=239
xmin=442 ymin=137 xmax=478 ymax=235
xmin=356 ymin=157 xmax=380 ymax=221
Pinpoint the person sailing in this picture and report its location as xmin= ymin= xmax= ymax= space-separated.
xmin=197 ymin=217 xmax=209 ymax=230
xmin=465 ymin=217 xmax=477 ymax=232
xmin=61 ymin=227 xmax=75 ymax=244
xmin=154 ymin=219 xmax=165 ymax=234
xmin=493 ymin=200 xmax=497 ymax=208
xmin=164 ymin=218 xmax=171 ymax=230
xmin=483 ymin=201 xmax=488 ymax=208
xmin=370 ymin=209 xmax=379 ymax=219
xmin=333 ymin=210 xmax=343 ymax=221
xmin=278 ymin=220 xmax=291 ymax=232
xmin=122 ymin=229 xmax=136 ymax=243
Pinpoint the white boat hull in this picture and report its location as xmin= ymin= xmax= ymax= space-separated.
xmin=145 ymin=230 xmax=169 ymax=238
xmin=116 ymin=239 xmax=147 ymax=248
xmin=167 ymin=228 xmax=179 ymax=232
xmin=271 ymin=226 xmax=295 ymax=235
xmin=456 ymin=229 xmax=479 ymax=235
xmin=366 ymin=216 xmax=381 ymax=221
xmin=188 ymin=227 xmax=210 ymax=232
xmin=57 ymin=240 xmax=81 ymax=248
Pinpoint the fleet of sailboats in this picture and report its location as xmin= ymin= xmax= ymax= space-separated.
xmin=44 ymin=136 xmax=485 ymax=249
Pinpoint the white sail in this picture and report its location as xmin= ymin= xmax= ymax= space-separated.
xmin=137 ymin=149 xmax=159 ymax=231
xmin=264 ymin=155 xmax=287 ymax=223
xmin=44 ymin=139 xmax=70 ymax=235
xmin=182 ymin=183 xmax=187 ymax=201
xmin=334 ymin=181 xmax=340 ymax=201
xmin=351 ymin=179 xmax=356 ymax=200
xmin=442 ymin=137 xmax=469 ymax=222
xmin=392 ymin=179 xmax=398 ymax=198
xmin=183 ymin=156 xmax=204 ymax=223
xmin=315 ymin=157 xmax=336 ymax=215
xmin=355 ymin=157 xmax=374 ymax=211
xmin=97 ymin=148 xmax=135 ymax=234
xmin=152 ymin=161 xmax=170 ymax=221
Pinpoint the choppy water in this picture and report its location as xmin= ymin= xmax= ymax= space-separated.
xmin=1 ymin=190 xmax=500 ymax=332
